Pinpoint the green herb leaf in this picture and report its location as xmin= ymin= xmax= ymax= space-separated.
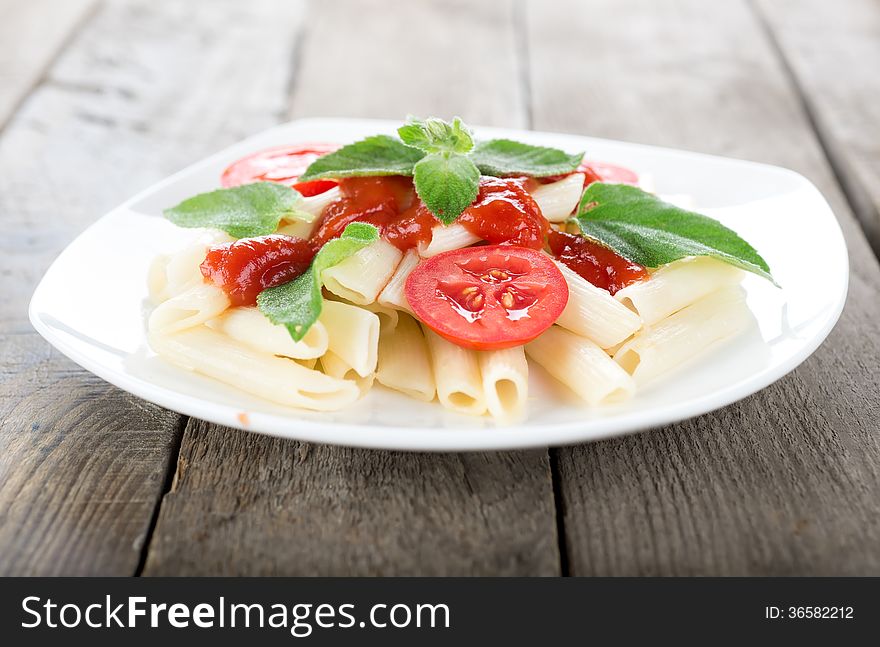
xmin=163 ymin=182 xmax=304 ymax=238
xmin=469 ymin=139 xmax=583 ymax=177
xmin=412 ymin=152 xmax=480 ymax=225
xmin=298 ymin=135 xmax=425 ymax=181
xmin=398 ymin=116 xmax=474 ymax=154
xmin=257 ymin=223 xmax=380 ymax=340
xmin=574 ymin=183 xmax=774 ymax=282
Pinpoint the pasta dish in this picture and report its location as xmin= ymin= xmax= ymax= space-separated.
xmin=147 ymin=117 xmax=773 ymax=421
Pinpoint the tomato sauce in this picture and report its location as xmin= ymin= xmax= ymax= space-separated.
xmin=309 ymin=176 xmax=437 ymax=251
xmin=458 ymin=177 xmax=547 ymax=249
xmin=547 ymin=229 xmax=649 ymax=295
xmin=200 ymin=234 xmax=315 ymax=306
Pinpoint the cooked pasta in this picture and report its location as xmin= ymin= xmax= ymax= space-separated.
xmin=377 ymin=248 xmax=420 ymax=313
xmin=148 ymin=233 xmax=232 ymax=304
xmin=554 ymin=262 xmax=643 ymax=348
xmin=300 ymin=186 xmax=341 ymax=217
xmin=148 ymin=283 xmax=230 ymax=335
xmin=276 ymin=219 xmax=315 ymax=240
xmin=615 ymin=257 xmax=743 ymax=326
xmin=613 ymin=286 xmax=752 ymax=384
xmin=147 ymin=254 xmax=171 ymax=305
xmin=528 ymin=173 xmax=584 ymax=222
xmin=478 ymin=346 xmax=529 ymax=419
xmin=422 ymin=326 xmax=486 ymax=415
xmin=149 ymin=326 xmax=360 ymax=410
xmin=418 ymin=223 xmax=481 ymax=257
xmin=320 ymin=350 xmax=375 ymax=396
xmin=526 ymin=326 xmax=636 ymax=406
xmin=376 ymin=313 xmax=435 ymax=401
xmin=319 ymin=299 xmax=380 ymax=378
xmin=322 ymin=239 xmax=402 ymax=304
xmin=205 ymin=306 xmax=328 ymax=359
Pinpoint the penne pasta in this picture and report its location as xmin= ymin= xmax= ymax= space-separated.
xmin=377 ymin=248 xmax=420 ymax=314
xmin=614 ymin=257 xmax=743 ymax=326
xmin=478 ymin=346 xmax=529 ymax=420
xmin=613 ymin=285 xmax=752 ymax=385
xmin=319 ymin=300 xmax=380 ymax=378
xmin=528 ymin=173 xmax=584 ymax=222
xmin=148 ymin=283 xmax=231 ymax=334
xmin=150 ymin=232 xmax=234 ymax=304
xmin=418 ymin=223 xmax=481 ymax=257
xmin=554 ymin=261 xmax=642 ymax=348
xmin=322 ymin=239 xmax=402 ymax=304
xmin=526 ymin=326 xmax=635 ymax=406
xmin=422 ymin=326 xmax=486 ymax=415
xmin=149 ymin=326 xmax=360 ymax=411
xmin=376 ymin=313 xmax=435 ymax=402
xmin=276 ymin=219 xmax=315 ymax=240
xmin=320 ymin=350 xmax=375 ymax=397
xmin=147 ymin=253 xmax=171 ymax=305
xmin=205 ymin=306 xmax=328 ymax=359
xmin=299 ymin=186 xmax=341 ymax=218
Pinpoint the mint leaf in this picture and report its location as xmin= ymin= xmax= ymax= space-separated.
xmin=398 ymin=116 xmax=474 ymax=154
xmin=470 ymin=139 xmax=583 ymax=177
xmin=413 ymin=153 xmax=480 ymax=224
xmin=257 ymin=223 xmax=380 ymax=340
xmin=164 ymin=182 xmax=303 ymax=238
xmin=575 ymin=183 xmax=774 ymax=282
xmin=298 ymin=135 xmax=425 ymax=181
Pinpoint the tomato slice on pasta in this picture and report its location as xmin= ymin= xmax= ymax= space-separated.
xmin=221 ymin=143 xmax=340 ymax=196
xmin=405 ymin=245 xmax=568 ymax=350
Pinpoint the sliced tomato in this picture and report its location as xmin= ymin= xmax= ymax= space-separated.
xmin=405 ymin=246 xmax=568 ymax=350
xmin=576 ymin=160 xmax=639 ymax=186
xmin=221 ymin=143 xmax=340 ymax=196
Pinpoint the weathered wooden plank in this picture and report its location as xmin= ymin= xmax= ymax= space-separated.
xmin=0 ymin=334 xmax=180 ymax=575
xmin=143 ymin=421 xmax=556 ymax=576
xmin=0 ymin=0 xmax=305 ymax=574
xmin=290 ymin=0 xmax=528 ymax=126
xmin=0 ymin=0 xmax=97 ymax=128
xmin=142 ymin=0 xmax=560 ymax=576
xmin=753 ymin=0 xmax=880 ymax=255
xmin=525 ymin=0 xmax=880 ymax=575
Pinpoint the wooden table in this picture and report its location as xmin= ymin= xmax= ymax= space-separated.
xmin=2 ymin=0 xmax=879 ymax=576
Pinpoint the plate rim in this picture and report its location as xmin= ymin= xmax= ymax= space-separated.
xmin=28 ymin=118 xmax=850 ymax=451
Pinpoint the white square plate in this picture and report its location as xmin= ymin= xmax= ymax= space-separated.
xmin=29 ymin=119 xmax=848 ymax=450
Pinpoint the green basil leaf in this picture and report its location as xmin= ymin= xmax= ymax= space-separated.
xmin=256 ymin=223 xmax=380 ymax=341
xmin=163 ymin=182 xmax=303 ymax=239
xmin=298 ymin=135 xmax=425 ymax=181
xmin=413 ymin=152 xmax=480 ymax=224
xmin=469 ymin=139 xmax=583 ymax=177
xmin=398 ymin=116 xmax=474 ymax=154
xmin=575 ymin=183 xmax=775 ymax=283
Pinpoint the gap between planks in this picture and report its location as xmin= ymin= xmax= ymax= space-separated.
xmin=746 ymin=0 xmax=880 ymax=259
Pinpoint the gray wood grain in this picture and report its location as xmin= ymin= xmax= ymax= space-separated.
xmin=142 ymin=0 xmax=560 ymax=577
xmin=0 ymin=0 xmax=306 ymax=574
xmin=0 ymin=0 xmax=96 ymax=128
xmin=0 ymin=334 xmax=180 ymax=575
xmin=752 ymin=0 xmax=880 ymax=255
xmin=143 ymin=420 xmax=556 ymax=576
xmin=525 ymin=0 xmax=880 ymax=575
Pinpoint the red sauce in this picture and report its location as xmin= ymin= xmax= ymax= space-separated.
xmin=200 ymin=234 xmax=315 ymax=306
xmin=547 ymin=229 xmax=649 ymax=295
xmin=309 ymin=176 xmax=436 ymax=251
xmin=458 ymin=177 xmax=547 ymax=249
